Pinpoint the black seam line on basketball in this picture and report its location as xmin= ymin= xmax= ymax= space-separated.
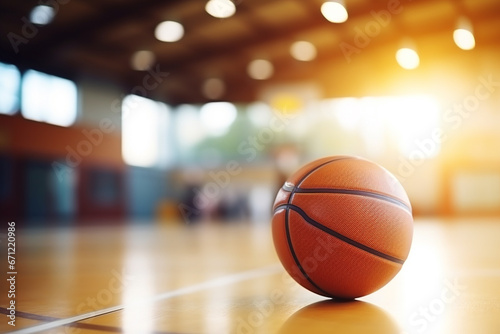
xmin=283 ymin=157 xmax=353 ymax=297
xmin=287 ymin=156 xmax=355 ymax=203
xmin=276 ymin=204 xmax=405 ymax=265
xmin=293 ymin=188 xmax=412 ymax=214
xmin=296 ymin=157 xmax=356 ymax=189
xmin=284 ymin=207 xmax=331 ymax=296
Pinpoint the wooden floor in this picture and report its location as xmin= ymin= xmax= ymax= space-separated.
xmin=2 ymin=217 xmax=500 ymax=334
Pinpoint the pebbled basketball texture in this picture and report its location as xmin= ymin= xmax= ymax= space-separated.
xmin=272 ymin=156 xmax=413 ymax=299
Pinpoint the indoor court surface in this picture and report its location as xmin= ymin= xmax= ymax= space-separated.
xmin=2 ymin=218 xmax=500 ymax=334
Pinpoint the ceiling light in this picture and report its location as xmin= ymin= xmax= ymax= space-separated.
xmin=155 ymin=21 xmax=184 ymax=42
xmin=202 ymin=78 xmax=226 ymax=100
xmin=396 ymin=47 xmax=420 ymax=70
xmin=453 ymin=17 xmax=475 ymax=50
xmin=205 ymin=0 xmax=236 ymax=18
xmin=454 ymin=29 xmax=475 ymax=50
xmin=29 ymin=5 xmax=55 ymax=25
xmin=247 ymin=59 xmax=274 ymax=80
xmin=290 ymin=41 xmax=317 ymax=61
xmin=131 ymin=50 xmax=155 ymax=71
xmin=321 ymin=1 xmax=348 ymax=23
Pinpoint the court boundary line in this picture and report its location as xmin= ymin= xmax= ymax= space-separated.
xmin=4 ymin=264 xmax=283 ymax=334
xmin=0 ymin=308 xmax=179 ymax=334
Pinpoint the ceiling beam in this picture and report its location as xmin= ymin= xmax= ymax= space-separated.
xmin=20 ymin=0 xmax=185 ymax=58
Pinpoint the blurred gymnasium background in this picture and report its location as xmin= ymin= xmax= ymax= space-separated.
xmin=1 ymin=0 xmax=500 ymax=226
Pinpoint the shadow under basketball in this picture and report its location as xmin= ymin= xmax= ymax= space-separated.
xmin=279 ymin=300 xmax=400 ymax=334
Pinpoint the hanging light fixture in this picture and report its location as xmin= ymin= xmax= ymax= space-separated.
xmin=205 ymin=0 xmax=236 ymax=18
xmin=453 ymin=17 xmax=475 ymax=50
xmin=155 ymin=21 xmax=184 ymax=42
xmin=290 ymin=41 xmax=317 ymax=61
xmin=247 ymin=59 xmax=274 ymax=80
xmin=396 ymin=39 xmax=420 ymax=70
xmin=321 ymin=0 xmax=348 ymax=23
xmin=29 ymin=5 xmax=55 ymax=25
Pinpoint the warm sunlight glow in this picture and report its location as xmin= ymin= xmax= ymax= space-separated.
xmin=396 ymin=47 xmax=420 ymax=70
xmin=453 ymin=29 xmax=475 ymax=50
xmin=321 ymin=1 xmax=348 ymax=23
xmin=376 ymin=96 xmax=440 ymax=158
xmin=396 ymin=223 xmax=447 ymax=333
xmin=270 ymin=94 xmax=303 ymax=114
xmin=330 ymin=98 xmax=361 ymax=129
xmin=328 ymin=95 xmax=440 ymax=158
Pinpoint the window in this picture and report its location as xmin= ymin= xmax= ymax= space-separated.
xmin=21 ymin=69 xmax=78 ymax=126
xmin=122 ymin=95 xmax=172 ymax=168
xmin=320 ymin=95 xmax=440 ymax=159
xmin=0 ymin=62 xmax=21 ymax=115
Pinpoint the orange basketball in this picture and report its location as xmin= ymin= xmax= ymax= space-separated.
xmin=272 ymin=156 xmax=413 ymax=299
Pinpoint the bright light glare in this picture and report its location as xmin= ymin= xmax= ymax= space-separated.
xmin=30 ymin=5 xmax=55 ymax=25
xmin=328 ymin=95 xmax=440 ymax=158
xmin=122 ymin=95 xmax=166 ymax=167
xmin=205 ymin=0 xmax=236 ymax=18
xmin=247 ymin=59 xmax=274 ymax=80
xmin=396 ymin=48 xmax=420 ymax=70
xmin=364 ymin=95 xmax=440 ymax=158
xmin=453 ymin=29 xmax=475 ymax=50
xmin=22 ymin=70 xmax=77 ymax=127
xmin=321 ymin=1 xmax=348 ymax=23
xmin=155 ymin=21 xmax=184 ymax=42
xmin=175 ymin=104 xmax=206 ymax=149
xmin=122 ymin=248 xmax=154 ymax=334
xmin=290 ymin=41 xmax=317 ymax=61
xmin=331 ymin=98 xmax=361 ymax=129
xmin=0 ymin=62 xmax=20 ymax=115
xmin=200 ymin=102 xmax=237 ymax=136
xmin=398 ymin=224 xmax=446 ymax=326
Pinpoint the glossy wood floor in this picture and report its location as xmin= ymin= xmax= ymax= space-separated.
xmin=1 ymin=217 xmax=500 ymax=334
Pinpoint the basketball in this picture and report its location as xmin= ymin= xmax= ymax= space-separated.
xmin=272 ymin=156 xmax=413 ymax=299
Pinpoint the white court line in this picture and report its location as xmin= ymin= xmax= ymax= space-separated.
xmin=7 ymin=264 xmax=283 ymax=334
